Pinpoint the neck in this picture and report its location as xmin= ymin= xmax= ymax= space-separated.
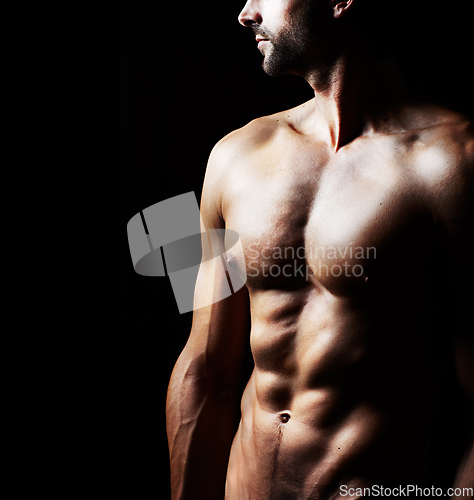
xmin=304 ymin=45 xmax=410 ymax=151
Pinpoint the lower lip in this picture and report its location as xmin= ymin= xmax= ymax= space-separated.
xmin=257 ymin=40 xmax=269 ymax=49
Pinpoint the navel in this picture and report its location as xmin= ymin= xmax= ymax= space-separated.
xmin=280 ymin=412 xmax=291 ymax=424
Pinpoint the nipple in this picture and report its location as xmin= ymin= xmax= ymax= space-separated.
xmin=280 ymin=413 xmax=291 ymax=423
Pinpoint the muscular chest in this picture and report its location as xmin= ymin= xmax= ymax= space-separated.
xmin=224 ymin=137 xmax=432 ymax=293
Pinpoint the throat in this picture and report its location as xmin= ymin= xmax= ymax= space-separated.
xmin=311 ymin=95 xmax=364 ymax=152
xmin=305 ymin=49 xmax=410 ymax=151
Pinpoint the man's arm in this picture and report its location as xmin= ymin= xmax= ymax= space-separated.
xmin=435 ymin=126 xmax=474 ymax=498
xmin=450 ymin=187 xmax=474 ymax=499
xmin=166 ymin=141 xmax=250 ymax=500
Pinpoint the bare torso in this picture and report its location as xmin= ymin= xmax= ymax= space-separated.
xmin=218 ymin=100 xmax=472 ymax=499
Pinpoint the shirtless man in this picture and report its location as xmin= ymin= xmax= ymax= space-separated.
xmin=166 ymin=0 xmax=474 ymax=498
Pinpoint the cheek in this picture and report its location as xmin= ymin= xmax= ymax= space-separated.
xmin=261 ymin=0 xmax=292 ymax=28
xmin=280 ymin=0 xmax=309 ymax=33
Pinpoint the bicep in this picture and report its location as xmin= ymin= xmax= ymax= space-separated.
xmin=184 ymin=241 xmax=251 ymax=395
xmin=183 ymin=147 xmax=251 ymax=393
xmin=442 ymin=164 xmax=474 ymax=398
xmin=432 ymin=141 xmax=474 ymax=397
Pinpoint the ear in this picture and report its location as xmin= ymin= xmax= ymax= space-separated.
xmin=330 ymin=0 xmax=354 ymax=19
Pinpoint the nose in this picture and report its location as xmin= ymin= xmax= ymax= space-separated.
xmin=238 ymin=0 xmax=262 ymax=27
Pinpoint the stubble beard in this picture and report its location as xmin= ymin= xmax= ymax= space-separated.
xmin=254 ymin=1 xmax=330 ymax=78
xmin=257 ymin=24 xmax=312 ymax=77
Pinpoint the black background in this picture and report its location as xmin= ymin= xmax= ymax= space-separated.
xmin=120 ymin=1 xmax=473 ymax=497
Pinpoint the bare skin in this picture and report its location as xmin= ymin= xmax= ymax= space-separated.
xmin=221 ymin=101 xmax=473 ymax=499
xmin=166 ymin=1 xmax=474 ymax=499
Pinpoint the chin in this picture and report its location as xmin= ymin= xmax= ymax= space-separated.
xmin=261 ymin=46 xmax=303 ymax=78
xmin=263 ymin=58 xmax=295 ymax=78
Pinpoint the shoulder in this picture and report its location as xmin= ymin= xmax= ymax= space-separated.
xmin=202 ymin=102 xmax=306 ymax=200
xmin=206 ymin=98 xmax=316 ymax=180
xmin=407 ymin=107 xmax=474 ymax=223
xmin=209 ymin=111 xmax=291 ymax=168
xmin=202 ymin=116 xmax=276 ymax=188
xmin=412 ymin=108 xmax=473 ymax=181
xmin=200 ymin=107 xmax=293 ymax=225
xmin=208 ymin=98 xmax=315 ymax=171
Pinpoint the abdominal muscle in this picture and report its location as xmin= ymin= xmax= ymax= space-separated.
xmin=225 ymin=287 xmax=432 ymax=499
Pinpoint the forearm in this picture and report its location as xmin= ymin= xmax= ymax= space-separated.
xmin=452 ymin=298 xmax=474 ymax=498
xmin=166 ymin=354 xmax=242 ymax=500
